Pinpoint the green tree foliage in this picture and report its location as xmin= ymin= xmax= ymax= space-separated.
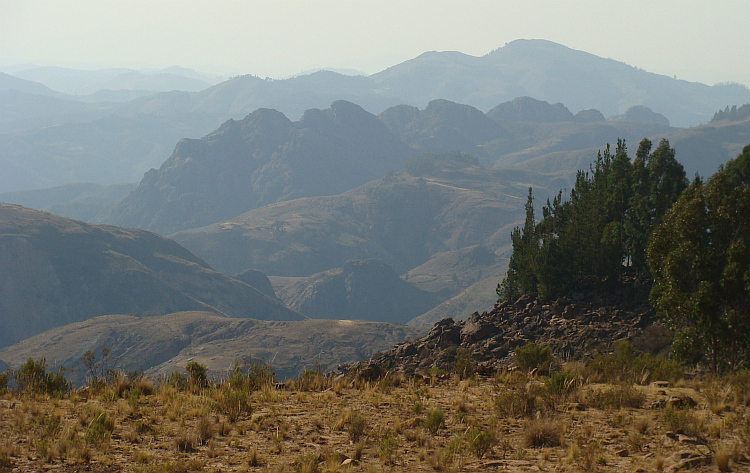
xmin=498 ymin=138 xmax=687 ymax=301
xmin=648 ymin=144 xmax=750 ymax=372
xmin=711 ymin=104 xmax=750 ymax=123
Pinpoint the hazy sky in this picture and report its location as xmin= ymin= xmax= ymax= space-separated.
xmin=2 ymin=0 xmax=749 ymax=86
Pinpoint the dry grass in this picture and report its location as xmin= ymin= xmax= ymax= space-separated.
xmin=0 ymin=372 xmax=748 ymax=472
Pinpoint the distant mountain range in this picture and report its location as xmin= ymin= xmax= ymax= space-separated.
xmin=102 ymin=101 xmax=413 ymax=235
xmin=5 ymin=65 xmax=222 ymax=95
xmin=2 ymin=39 xmax=749 ymax=192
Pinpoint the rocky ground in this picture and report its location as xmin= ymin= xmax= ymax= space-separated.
xmin=343 ymin=282 xmax=667 ymax=379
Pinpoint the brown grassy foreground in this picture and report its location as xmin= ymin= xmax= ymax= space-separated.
xmin=2 ymin=365 xmax=750 ymax=473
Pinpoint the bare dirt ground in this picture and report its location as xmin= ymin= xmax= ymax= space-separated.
xmin=1 ymin=372 xmax=748 ymax=473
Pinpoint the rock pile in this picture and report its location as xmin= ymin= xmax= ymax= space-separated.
xmin=343 ymin=284 xmax=667 ymax=377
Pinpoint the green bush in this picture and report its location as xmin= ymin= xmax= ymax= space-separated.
xmin=14 ymin=358 xmax=71 ymax=395
xmin=185 ymin=361 xmax=207 ymax=389
xmin=167 ymin=370 xmax=187 ymax=391
xmin=227 ymin=357 xmax=276 ymax=391
xmin=347 ymin=410 xmax=368 ymax=443
xmin=514 ymin=342 xmax=554 ymax=374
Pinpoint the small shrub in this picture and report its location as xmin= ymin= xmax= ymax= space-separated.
xmin=424 ymin=408 xmax=445 ymax=434
xmin=515 ymin=342 xmax=554 ymax=374
xmin=454 ymin=348 xmax=476 ymax=380
xmin=378 ymin=436 xmax=400 ymax=465
xmin=347 ymin=410 xmax=368 ymax=443
xmin=545 ymin=372 xmax=580 ymax=397
xmin=14 ymin=358 xmax=71 ymax=395
xmin=167 ymin=370 xmax=187 ymax=391
xmin=227 ymin=357 xmax=277 ymax=391
xmin=468 ymin=427 xmax=496 ymax=459
xmin=195 ymin=416 xmax=213 ymax=444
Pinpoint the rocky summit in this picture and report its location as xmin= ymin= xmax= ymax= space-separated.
xmin=344 ymin=281 xmax=667 ymax=377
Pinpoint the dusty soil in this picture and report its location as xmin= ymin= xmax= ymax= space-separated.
xmin=1 ymin=374 xmax=748 ymax=473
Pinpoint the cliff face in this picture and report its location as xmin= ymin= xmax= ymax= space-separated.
xmin=0 ymin=203 xmax=301 ymax=348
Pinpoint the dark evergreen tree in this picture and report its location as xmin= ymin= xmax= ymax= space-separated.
xmin=499 ymin=138 xmax=686 ymax=302
xmin=648 ymin=144 xmax=750 ymax=372
xmin=497 ymin=188 xmax=538 ymax=300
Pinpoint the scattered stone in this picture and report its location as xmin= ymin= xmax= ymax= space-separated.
xmin=342 ymin=285 xmax=660 ymax=377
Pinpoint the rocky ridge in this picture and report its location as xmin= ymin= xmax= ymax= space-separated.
xmin=344 ymin=283 xmax=665 ymax=377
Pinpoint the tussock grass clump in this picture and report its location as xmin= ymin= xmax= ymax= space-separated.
xmin=569 ymin=440 xmax=606 ymax=471
xmin=661 ymin=407 xmax=705 ymax=438
xmin=522 ymin=417 xmax=562 ymax=447
xmin=423 ymin=408 xmax=445 ymax=434
xmin=587 ymin=384 xmax=645 ymax=409
xmin=83 ymin=409 xmax=114 ymax=445
xmin=495 ymin=388 xmax=537 ymax=418
xmin=174 ymin=433 xmax=196 ymax=453
xmin=214 ymin=388 xmax=252 ymax=423
xmin=586 ymin=341 xmax=682 ymax=385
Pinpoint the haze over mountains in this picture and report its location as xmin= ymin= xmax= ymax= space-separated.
xmin=2 ymin=39 xmax=749 ymax=192
xmin=1 ymin=39 xmax=750 ymax=380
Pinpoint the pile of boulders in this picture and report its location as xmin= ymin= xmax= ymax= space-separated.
xmin=342 ymin=283 xmax=663 ymax=377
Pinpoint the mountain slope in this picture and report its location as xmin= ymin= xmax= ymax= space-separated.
xmin=171 ymin=158 xmax=566 ymax=277
xmin=0 ymin=311 xmax=424 ymax=384
xmin=0 ymin=204 xmax=301 ymax=348
xmin=277 ymin=259 xmax=446 ymax=324
xmin=104 ymin=101 xmax=413 ymax=235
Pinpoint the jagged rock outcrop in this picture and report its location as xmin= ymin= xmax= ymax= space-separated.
xmin=343 ymin=284 xmax=665 ymax=376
